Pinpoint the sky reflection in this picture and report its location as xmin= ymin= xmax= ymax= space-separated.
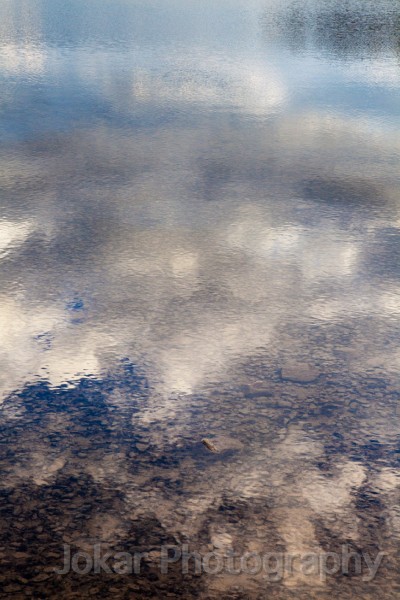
xmin=1 ymin=1 xmax=400 ymax=598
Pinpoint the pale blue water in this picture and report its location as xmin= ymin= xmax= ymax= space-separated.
xmin=0 ymin=1 xmax=400 ymax=598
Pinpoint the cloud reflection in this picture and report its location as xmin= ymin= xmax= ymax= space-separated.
xmin=0 ymin=3 xmax=400 ymax=596
xmin=0 ymin=109 xmax=399 ymax=400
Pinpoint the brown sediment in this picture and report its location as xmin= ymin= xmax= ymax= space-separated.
xmin=0 ymin=352 xmax=400 ymax=599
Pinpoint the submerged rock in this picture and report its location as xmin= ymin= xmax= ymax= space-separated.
xmin=281 ymin=364 xmax=319 ymax=384
xmin=136 ymin=442 xmax=149 ymax=452
xmin=202 ymin=438 xmax=219 ymax=453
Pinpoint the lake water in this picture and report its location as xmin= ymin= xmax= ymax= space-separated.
xmin=1 ymin=0 xmax=400 ymax=598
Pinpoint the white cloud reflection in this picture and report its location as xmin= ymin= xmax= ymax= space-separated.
xmin=0 ymin=43 xmax=45 ymax=75
xmin=131 ymin=54 xmax=287 ymax=116
xmin=0 ymin=108 xmax=399 ymax=402
xmin=0 ymin=219 xmax=34 ymax=257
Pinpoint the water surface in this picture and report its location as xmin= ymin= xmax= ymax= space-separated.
xmin=1 ymin=1 xmax=400 ymax=598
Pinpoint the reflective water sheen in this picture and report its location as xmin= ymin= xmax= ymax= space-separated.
xmin=1 ymin=1 xmax=400 ymax=598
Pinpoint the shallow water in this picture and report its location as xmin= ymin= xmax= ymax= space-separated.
xmin=1 ymin=0 xmax=400 ymax=598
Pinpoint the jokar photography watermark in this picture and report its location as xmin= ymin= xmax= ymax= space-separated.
xmin=55 ymin=543 xmax=387 ymax=583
